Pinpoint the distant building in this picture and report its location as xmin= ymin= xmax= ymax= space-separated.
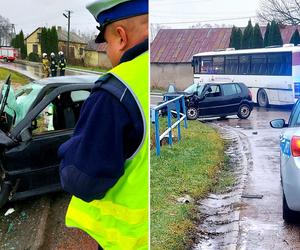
xmin=151 ymin=26 xmax=299 ymax=90
xmin=84 ymin=39 xmax=112 ymax=69
xmin=25 ymin=26 xmax=87 ymax=61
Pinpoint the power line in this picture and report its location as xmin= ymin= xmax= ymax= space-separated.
xmin=151 ymin=16 xmax=257 ymax=25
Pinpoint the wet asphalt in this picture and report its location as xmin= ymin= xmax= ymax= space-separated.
xmin=0 ymin=60 xmax=97 ymax=80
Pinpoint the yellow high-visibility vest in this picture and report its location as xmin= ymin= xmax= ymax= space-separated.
xmin=65 ymin=51 xmax=149 ymax=250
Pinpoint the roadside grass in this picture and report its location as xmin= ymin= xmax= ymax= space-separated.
xmin=151 ymin=120 xmax=228 ymax=250
xmin=150 ymin=86 xmax=166 ymax=93
xmin=67 ymin=65 xmax=108 ymax=73
xmin=0 ymin=67 xmax=31 ymax=85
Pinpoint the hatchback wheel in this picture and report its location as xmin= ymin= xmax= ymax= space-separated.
xmin=283 ymin=192 xmax=299 ymax=223
xmin=187 ymin=106 xmax=198 ymax=120
xmin=257 ymin=89 xmax=269 ymax=107
xmin=237 ymin=104 xmax=251 ymax=119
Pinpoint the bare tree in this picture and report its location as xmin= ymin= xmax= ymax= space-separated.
xmin=189 ymin=23 xmax=231 ymax=28
xmin=150 ymin=24 xmax=169 ymax=42
xmin=0 ymin=15 xmax=13 ymax=46
xmin=257 ymin=0 xmax=300 ymax=25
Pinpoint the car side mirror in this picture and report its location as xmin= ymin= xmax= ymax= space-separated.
xmin=270 ymin=119 xmax=286 ymax=129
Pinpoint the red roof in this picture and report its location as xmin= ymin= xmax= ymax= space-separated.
xmin=151 ymin=26 xmax=300 ymax=63
xmin=97 ymin=43 xmax=107 ymax=52
xmin=85 ymin=39 xmax=107 ymax=52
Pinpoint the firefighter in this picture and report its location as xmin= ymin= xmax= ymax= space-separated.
xmin=42 ymin=53 xmax=50 ymax=78
xmin=58 ymin=51 xmax=67 ymax=76
xmin=49 ymin=52 xmax=58 ymax=77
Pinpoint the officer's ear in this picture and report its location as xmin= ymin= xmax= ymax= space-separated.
xmin=115 ymin=26 xmax=128 ymax=51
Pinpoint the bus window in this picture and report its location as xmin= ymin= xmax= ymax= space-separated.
xmin=239 ymin=55 xmax=251 ymax=74
xmin=284 ymin=52 xmax=292 ymax=76
xmin=213 ymin=56 xmax=225 ymax=74
xmin=225 ymin=55 xmax=238 ymax=74
xmin=268 ymin=54 xmax=282 ymax=75
xmin=251 ymin=54 xmax=267 ymax=75
xmin=201 ymin=57 xmax=213 ymax=74
xmin=193 ymin=57 xmax=201 ymax=74
xmin=267 ymin=53 xmax=292 ymax=76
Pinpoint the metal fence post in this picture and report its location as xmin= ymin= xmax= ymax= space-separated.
xmin=167 ymin=105 xmax=173 ymax=146
xmin=176 ymin=100 xmax=181 ymax=141
xmin=181 ymin=96 xmax=188 ymax=128
xmin=155 ymin=110 xmax=160 ymax=156
xmin=153 ymin=95 xmax=187 ymax=156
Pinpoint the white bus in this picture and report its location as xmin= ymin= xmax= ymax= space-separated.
xmin=192 ymin=45 xmax=300 ymax=107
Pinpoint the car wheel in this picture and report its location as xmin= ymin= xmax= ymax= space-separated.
xmin=187 ymin=106 xmax=198 ymax=120
xmin=282 ymin=191 xmax=299 ymax=223
xmin=0 ymin=179 xmax=11 ymax=208
xmin=237 ymin=104 xmax=251 ymax=119
xmin=257 ymin=89 xmax=269 ymax=107
xmin=3 ymin=58 xmax=8 ymax=62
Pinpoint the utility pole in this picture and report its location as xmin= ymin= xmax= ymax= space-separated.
xmin=63 ymin=10 xmax=72 ymax=61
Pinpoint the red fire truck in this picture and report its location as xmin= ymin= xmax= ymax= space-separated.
xmin=0 ymin=47 xmax=17 ymax=62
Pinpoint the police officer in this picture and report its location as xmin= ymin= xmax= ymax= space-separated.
xmin=58 ymin=51 xmax=66 ymax=76
xmin=50 ymin=52 xmax=58 ymax=77
xmin=58 ymin=0 xmax=148 ymax=249
xmin=42 ymin=53 xmax=50 ymax=78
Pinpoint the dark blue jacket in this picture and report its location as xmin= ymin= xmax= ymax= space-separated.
xmin=58 ymin=40 xmax=148 ymax=202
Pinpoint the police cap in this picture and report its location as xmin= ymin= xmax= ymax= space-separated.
xmin=86 ymin=0 xmax=148 ymax=43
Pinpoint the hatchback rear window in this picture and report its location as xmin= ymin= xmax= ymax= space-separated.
xmin=222 ymin=84 xmax=237 ymax=96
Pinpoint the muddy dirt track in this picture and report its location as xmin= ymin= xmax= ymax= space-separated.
xmin=196 ymin=106 xmax=300 ymax=250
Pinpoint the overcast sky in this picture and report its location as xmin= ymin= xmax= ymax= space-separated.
xmin=1 ymin=0 xmax=262 ymax=37
xmin=1 ymin=0 xmax=98 ymax=36
xmin=150 ymin=0 xmax=261 ymax=28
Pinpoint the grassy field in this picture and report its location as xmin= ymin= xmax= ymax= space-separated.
xmin=151 ymin=120 xmax=232 ymax=250
xmin=0 ymin=67 xmax=31 ymax=85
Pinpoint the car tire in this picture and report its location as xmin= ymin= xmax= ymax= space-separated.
xmin=257 ymin=89 xmax=269 ymax=108
xmin=187 ymin=106 xmax=198 ymax=120
xmin=3 ymin=58 xmax=8 ymax=62
xmin=237 ymin=104 xmax=251 ymax=119
xmin=0 ymin=180 xmax=11 ymax=208
xmin=282 ymin=191 xmax=299 ymax=223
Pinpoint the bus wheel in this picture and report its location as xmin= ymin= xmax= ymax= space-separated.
xmin=257 ymin=89 xmax=269 ymax=107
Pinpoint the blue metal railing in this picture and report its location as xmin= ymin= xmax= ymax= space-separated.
xmin=151 ymin=95 xmax=188 ymax=156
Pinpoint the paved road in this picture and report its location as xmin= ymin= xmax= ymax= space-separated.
xmin=209 ymin=107 xmax=300 ymax=249
xmin=0 ymin=61 xmax=98 ymax=80
xmin=151 ymin=93 xmax=163 ymax=106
